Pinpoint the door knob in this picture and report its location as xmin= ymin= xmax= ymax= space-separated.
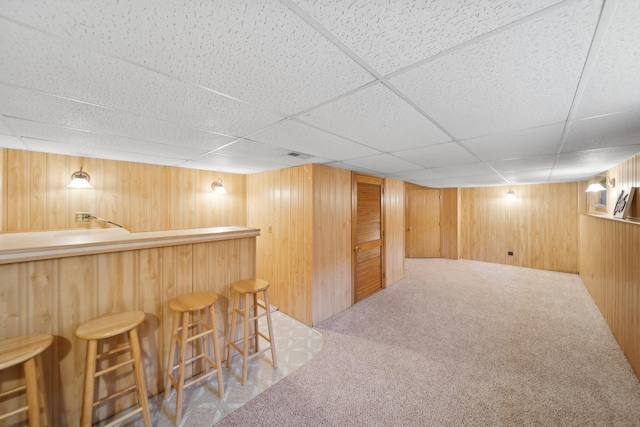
xmin=408 ymin=226 xmax=413 ymax=231
xmin=354 ymin=246 xmax=362 ymax=253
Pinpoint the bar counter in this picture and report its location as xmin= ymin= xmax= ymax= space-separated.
xmin=0 ymin=226 xmax=259 ymax=425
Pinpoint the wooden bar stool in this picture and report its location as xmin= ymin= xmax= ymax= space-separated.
xmin=0 ymin=334 xmax=53 ymax=427
xmin=75 ymin=310 xmax=151 ymax=427
xmin=226 ymin=278 xmax=277 ymax=385
xmin=164 ymin=292 xmax=224 ymax=425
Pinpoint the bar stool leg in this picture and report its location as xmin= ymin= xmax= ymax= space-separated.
xmin=164 ymin=311 xmax=180 ymax=399
xmin=80 ymin=339 xmax=98 ymax=427
xmin=128 ymin=327 xmax=152 ymax=426
xmin=253 ymin=292 xmax=260 ymax=353
xmin=263 ymin=289 xmax=277 ymax=368
xmin=175 ymin=311 xmax=190 ymax=425
xmin=226 ymin=292 xmax=239 ymax=368
xmin=208 ymin=305 xmax=225 ymax=398
xmin=24 ymin=357 xmax=42 ymax=427
xmin=35 ymin=353 xmax=50 ymax=427
xmin=241 ymin=293 xmax=251 ymax=385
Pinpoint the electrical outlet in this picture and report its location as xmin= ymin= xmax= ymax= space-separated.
xmin=75 ymin=212 xmax=91 ymax=223
xmin=508 ymin=251 xmax=514 ymax=256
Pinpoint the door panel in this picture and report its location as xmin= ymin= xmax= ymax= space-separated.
xmin=406 ymin=188 xmax=441 ymax=258
xmin=353 ymin=175 xmax=384 ymax=303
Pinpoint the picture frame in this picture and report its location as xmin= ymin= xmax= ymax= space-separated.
xmin=612 ymin=187 xmax=636 ymax=219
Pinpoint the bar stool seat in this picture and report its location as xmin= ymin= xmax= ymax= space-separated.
xmin=164 ymin=292 xmax=224 ymax=425
xmin=75 ymin=310 xmax=151 ymax=427
xmin=227 ymin=278 xmax=277 ymax=385
xmin=0 ymin=334 xmax=53 ymax=427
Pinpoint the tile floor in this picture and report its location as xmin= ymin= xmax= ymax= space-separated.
xmin=99 ymin=311 xmax=324 ymax=426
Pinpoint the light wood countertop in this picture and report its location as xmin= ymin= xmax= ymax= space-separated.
xmin=0 ymin=226 xmax=260 ymax=264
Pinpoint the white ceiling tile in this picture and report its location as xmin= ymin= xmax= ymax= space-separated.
xmin=292 ymin=0 xmax=563 ymax=75
xmin=298 ymin=83 xmax=450 ymax=151
xmin=394 ymin=142 xmax=478 ymax=168
xmin=342 ymin=154 xmax=422 ymax=174
xmin=575 ymin=0 xmax=640 ymax=118
xmin=390 ymin=169 xmax=447 ymax=181
xmin=550 ymin=165 xmax=612 ymax=181
xmin=184 ymin=154 xmax=287 ymax=175
xmin=22 ymin=137 xmax=184 ymax=166
xmin=0 ymin=85 xmax=236 ymax=151
xmin=556 ymin=145 xmax=640 ymax=168
xmin=563 ymin=110 xmax=640 ymax=152
xmin=389 ymin=0 xmax=602 ymax=139
xmin=0 ymin=22 xmax=284 ymax=137
xmin=203 ymin=139 xmax=331 ymax=167
xmin=0 ymin=117 xmax=16 ymax=134
xmin=0 ymin=0 xmax=373 ymax=115
xmin=424 ymin=173 xmax=508 ymax=188
xmin=0 ymin=134 xmax=28 ymax=150
xmin=5 ymin=118 xmax=208 ymax=160
xmin=432 ymin=162 xmax=494 ymax=177
xmin=323 ymin=162 xmax=380 ymax=176
xmin=461 ymin=123 xmax=564 ymax=161
xmin=489 ymin=155 xmax=557 ymax=173
xmin=502 ymin=169 xmax=553 ymax=184
xmin=250 ymin=120 xmax=380 ymax=161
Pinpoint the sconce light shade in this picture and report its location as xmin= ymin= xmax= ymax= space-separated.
xmin=211 ymin=178 xmax=227 ymax=194
xmin=505 ymin=189 xmax=515 ymax=200
xmin=585 ymin=182 xmax=606 ymax=192
xmin=585 ymin=177 xmax=614 ymax=193
xmin=67 ymin=167 xmax=92 ymax=188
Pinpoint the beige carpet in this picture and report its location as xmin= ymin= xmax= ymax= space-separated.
xmin=217 ymin=258 xmax=640 ymax=426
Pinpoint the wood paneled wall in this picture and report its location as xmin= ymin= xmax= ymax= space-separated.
xmin=1 ymin=148 xmax=246 ymax=232
xmin=460 ymin=183 xmax=579 ymax=273
xmin=384 ymin=178 xmax=405 ymax=286
xmin=605 ymin=153 xmax=640 ymax=218
xmin=247 ymin=164 xmax=355 ymax=326
xmin=579 ymin=215 xmax=640 ymax=378
xmin=440 ymin=187 xmax=460 ymax=260
xmin=580 ymin=153 xmax=640 ymax=380
xmin=311 ymin=165 xmax=352 ymax=325
xmin=0 ymin=237 xmax=255 ymax=426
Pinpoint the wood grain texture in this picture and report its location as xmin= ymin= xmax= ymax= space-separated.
xmin=605 ymin=153 xmax=640 ymax=219
xmin=440 ymin=188 xmax=460 ymax=260
xmin=405 ymin=188 xmax=440 ymax=258
xmin=1 ymin=148 xmax=246 ymax=233
xmin=383 ymin=178 xmax=404 ymax=286
xmin=579 ymin=214 xmax=640 ymax=379
xmin=0 ymin=236 xmax=256 ymax=426
xmin=247 ymin=164 xmax=352 ymax=326
xmin=460 ymin=183 xmax=579 ymax=273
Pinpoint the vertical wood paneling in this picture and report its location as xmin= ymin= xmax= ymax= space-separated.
xmin=440 ymin=188 xmax=460 ymax=259
xmin=460 ymin=183 xmax=578 ymax=273
xmin=1 ymin=148 xmax=246 ymax=233
xmin=7 ymin=149 xmax=28 ymax=231
xmin=580 ymin=215 xmax=640 ymax=379
xmin=384 ymin=178 xmax=404 ymax=286
xmin=312 ymin=164 xmax=351 ymax=325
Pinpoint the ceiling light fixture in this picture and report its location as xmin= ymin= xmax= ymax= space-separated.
xmin=67 ymin=166 xmax=93 ymax=188
xmin=211 ymin=178 xmax=227 ymax=194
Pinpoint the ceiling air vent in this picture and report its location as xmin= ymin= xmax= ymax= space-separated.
xmin=287 ymin=152 xmax=311 ymax=159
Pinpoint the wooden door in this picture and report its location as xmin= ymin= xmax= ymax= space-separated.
xmin=406 ymin=188 xmax=441 ymax=258
xmin=352 ymin=174 xmax=384 ymax=303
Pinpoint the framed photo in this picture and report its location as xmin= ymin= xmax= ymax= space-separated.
xmin=612 ymin=187 xmax=636 ymax=219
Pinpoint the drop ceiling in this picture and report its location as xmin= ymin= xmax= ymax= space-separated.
xmin=1 ymin=0 xmax=639 ymax=187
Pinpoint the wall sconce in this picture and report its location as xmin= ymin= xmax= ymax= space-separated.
xmin=67 ymin=166 xmax=93 ymax=188
xmin=505 ymin=189 xmax=515 ymax=200
xmin=585 ymin=176 xmax=615 ymax=192
xmin=211 ymin=178 xmax=227 ymax=194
